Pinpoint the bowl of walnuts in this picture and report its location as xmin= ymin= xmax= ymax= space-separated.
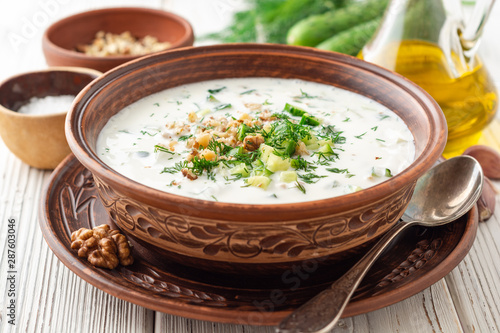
xmin=42 ymin=7 xmax=195 ymax=72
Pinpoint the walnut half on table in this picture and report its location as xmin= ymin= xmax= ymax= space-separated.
xmin=71 ymin=224 xmax=133 ymax=269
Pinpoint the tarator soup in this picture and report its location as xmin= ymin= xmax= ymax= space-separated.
xmin=97 ymin=78 xmax=415 ymax=204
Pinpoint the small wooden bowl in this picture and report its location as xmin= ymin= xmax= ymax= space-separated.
xmin=0 ymin=67 xmax=101 ymax=169
xmin=66 ymin=44 xmax=447 ymax=274
xmin=42 ymin=7 xmax=195 ymax=73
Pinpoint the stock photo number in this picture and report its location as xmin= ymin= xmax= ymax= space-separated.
xmin=6 ymin=217 xmax=17 ymax=325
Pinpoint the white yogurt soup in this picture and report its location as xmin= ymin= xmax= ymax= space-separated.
xmin=97 ymin=77 xmax=415 ymax=204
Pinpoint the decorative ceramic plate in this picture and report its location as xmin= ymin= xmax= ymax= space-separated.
xmin=39 ymin=154 xmax=478 ymax=326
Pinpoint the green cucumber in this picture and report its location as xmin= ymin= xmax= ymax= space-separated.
xmin=315 ymin=18 xmax=381 ymax=56
xmin=286 ymin=0 xmax=388 ymax=47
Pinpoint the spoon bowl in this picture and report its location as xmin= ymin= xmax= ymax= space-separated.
xmin=277 ymin=155 xmax=484 ymax=333
xmin=401 ymin=156 xmax=484 ymax=224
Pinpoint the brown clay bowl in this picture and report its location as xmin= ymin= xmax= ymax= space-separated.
xmin=0 ymin=67 xmax=101 ymax=169
xmin=42 ymin=7 xmax=194 ymax=73
xmin=65 ymin=44 xmax=447 ymax=274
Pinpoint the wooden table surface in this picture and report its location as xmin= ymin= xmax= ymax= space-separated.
xmin=1 ymin=1 xmax=500 ymax=332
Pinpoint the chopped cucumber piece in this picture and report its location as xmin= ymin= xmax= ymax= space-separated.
xmin=318 ymin=139 xmax=335 ymax=147
xmin=299 ymin=113 xmax=321 ymax=126
xmin=284 ymin=103 xmax=306 ymax=117
xmin=237 ymin=123 xmax=251 ymax=141
xmin=207 ymin=94 xmax=219 ymax=102
xmin=371 ymin=167 xmax=381 ymax=177
xmin=371 ymin=167 xmax=392 ymax=177
xmin=280 ymin=171 xmax=298 ymax=183
xmin=230 ymin=163 xmax=250 ymax=177
xmin=196 ymin=108 xmax=211 ymax=116
xmin=306 ymin=143 xmax=321 ymax=150
xmin=245 ymin=176 xmax=271 ymax=189
xmin=275 ymin=139 xmax=296 ymax=157
xmin=259 ymin=144 xmax=274 ymax=162
xmin=266 ymin=154 xmax=292 ymax=172
xmin=348 ymin=185 xmax=363 ymax=193
xmin=302 ymin=135 xmax=318 ymax=146
xmin=318 ymin=143 xmax=334 ymax=154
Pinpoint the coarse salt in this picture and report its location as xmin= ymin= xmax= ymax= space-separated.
xmin=17 ymin=95 xmax=75 ymax=115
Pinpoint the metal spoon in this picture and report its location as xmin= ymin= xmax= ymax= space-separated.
xmin=277 ymin=155 xmax=484 ymax=333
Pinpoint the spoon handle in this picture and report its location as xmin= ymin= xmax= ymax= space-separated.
xmin=277 ymin=221 xmax=411 ymax=333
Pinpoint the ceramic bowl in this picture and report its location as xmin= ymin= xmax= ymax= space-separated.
xmin=0 ymin=67 xmax=101 ymax=169
xmin=42 ymin=7 xmax=195 ymax=73
xmin=65 ymin=44 xmax=447 ymax=274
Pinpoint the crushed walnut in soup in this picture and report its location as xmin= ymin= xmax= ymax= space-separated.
xmin=97 ymin=78 xmax=415 ymax=204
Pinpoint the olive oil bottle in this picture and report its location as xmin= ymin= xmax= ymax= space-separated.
xmin=359 ymin=0 xmax=497 ymax=157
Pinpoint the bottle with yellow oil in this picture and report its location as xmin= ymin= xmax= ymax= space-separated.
xmin=359 ymin=0 xmax=497 ymax=157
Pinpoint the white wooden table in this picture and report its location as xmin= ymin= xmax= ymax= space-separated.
xmin=1 ymin=1 xmax=500 ymax=332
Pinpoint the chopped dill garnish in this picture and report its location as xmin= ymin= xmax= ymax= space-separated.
xmin=327 ymin=168 xmax=349 ymax=174
xmin=354 ymin=132 xmax=367 ymax=139
xmin=189 ymin=157 xmax=219 ymax=176
xmin=153 ymin=102 xmax=160 ymax=107
xmin=319 ymin=125 xmax=345 ymax=144
xmin=178 ymin=134 xmax=193 ymax=141
xmin=296 ymin=181 xmax=306 ymax=194
xmin=208 ymin=87 xmax=226 ymax=94
xmin=290 ymin=156 xmax=316 ymax=171
xmin=240 ymin=89 xmax=256 ymax=95
xmin=371 ymin=126 xmax=378 ymax=131
xmin=313 ymin=151 xmax=338 ymax=165
xmin=295 ymin=89 xmax=316 ymax=99
xmin=207 ymin=139 xmax=233 ymax=156
xmin=262 ymin=116 xmax=312 ymax=158
xmin=224 ymin=173 xmax=245 ymax=182
xmin=327 ymin=167 xmax=355 ymax=178
xmin=298 ymin=173 xmax=327 ymax=184
xmin=161 ymin=161 xmax=186 ymax=174
xmin=140 ymin=130 xmax=158 ymax=136
xmin=213 ymin=103 xmax=232 ymax=111
xmin=207 ymin=170 xmax=217 ymax=181
xmin=154 ymin=145 xmax=174 ymax=154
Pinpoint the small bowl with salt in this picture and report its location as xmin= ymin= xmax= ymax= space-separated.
xmin=0 ymin=67 xmax=101 ymax=169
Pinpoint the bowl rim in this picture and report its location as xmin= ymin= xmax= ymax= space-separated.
xmin=0 ymin=66 xmax=102 ymax=118
xmin=66 ymin=43 xmax=447 ymax=221
xmin=42 ymin=7 xmax=195 ymax=62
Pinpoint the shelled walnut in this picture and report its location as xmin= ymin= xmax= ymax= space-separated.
xmin=76 ymin=31 xmax=171 ymax=57
xmin=71 ymin=224 xmax=133 ymax=269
